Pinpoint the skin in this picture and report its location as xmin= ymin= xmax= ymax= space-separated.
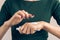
xmin=19 ymin=21 xmax=60 ymax=39
xmin=0 ymin=9 xmax=60 ymax=39
xmin=0 ymin=10 xmax=33 ymax=40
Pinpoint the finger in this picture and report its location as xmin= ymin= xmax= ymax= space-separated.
xmin=17 ymin=27 xmax=22 ymax=34
xmin=25 ymin=12 xmax=30 ymax=19
xmin=19 ymin=28 xmax=22 ymax=34
xmin=20 ymin=26 xmax=25 ymax=34
xmin=26 ymin=26 xmax=31 ymax=34
xmin=20 ymin=23 xmax=28 ymax=31
xmin=29 ymin=14 xmax=35 ymax=18
xmin=30 ymin=27 xmax=36 ymax=34
xmin=22 ymin=10 xmax=35 ymax=19
xmin=22 ymin=25 xmax=27 ymax=34
xmin=15 ymin=15 xmax=23 ymax=24
xmin=31 ymin=31 xmax=36 ymax=34
xmin=22 ymin=10 xmax=29 ymax=19
xmin=17 ymin=10 xmax=25 ymax=18
xmin=17 ymin=15 xmax=23 ymax=20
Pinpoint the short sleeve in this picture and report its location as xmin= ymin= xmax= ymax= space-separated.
xmin=0 ymin=1 xmax=10 ymax=26
xmin=52 ymin=1 xmax=60 ymax=25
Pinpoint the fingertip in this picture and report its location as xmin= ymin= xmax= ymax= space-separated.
xmin=25 ymin=12 xmax=29 ymax=19
xmin=31 ymin=15 xmax=35 ymax=18
xmin=29 ymin=14 xmax=35 ymax=18
xmin=31 ymin=31 xmax=36 ymax=34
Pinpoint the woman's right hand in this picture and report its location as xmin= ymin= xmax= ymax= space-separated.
xmin=7 ymin=10 xmax=34 ymax=26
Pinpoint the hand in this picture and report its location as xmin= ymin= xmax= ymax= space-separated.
xmin=7 ymin=10 xmax=34 ymax=26
xmin=18 ymin=21 xmax=44 ymax=35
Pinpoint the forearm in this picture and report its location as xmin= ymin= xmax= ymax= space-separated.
xmin=0 ymin=21 xmax=11 ymax=39
xmin=43 ymin=22 xmax=60 ymax=38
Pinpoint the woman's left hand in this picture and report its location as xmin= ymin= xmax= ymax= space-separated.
xmin=18 ymin=21 xmax=45 ymax=34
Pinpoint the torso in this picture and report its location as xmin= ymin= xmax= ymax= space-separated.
xmin=8 ymin=0 xmax=55 ymax=40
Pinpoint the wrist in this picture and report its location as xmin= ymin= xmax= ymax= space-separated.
xmin=36 ymin=21 xmax=45 ymax=31
xmin=4 ymin=21 xmax=12 ymax=27
xmin=38 ymin=21 xmax=47 ymax=29
xmin=41 ymin=21 xmax=49 ymax=30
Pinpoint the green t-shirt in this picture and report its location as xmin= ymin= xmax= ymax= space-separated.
xmin=0 ymin=0 xmax=60 ymax=40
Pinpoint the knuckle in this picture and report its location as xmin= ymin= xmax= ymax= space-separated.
xmin=23 ymin=14 xmax=25 ymax=17
xmin=18 ymin=10 xmax=22 ymax=12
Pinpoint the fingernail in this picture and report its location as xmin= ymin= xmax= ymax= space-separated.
xmin=31 ymin=15 xmax=35 ymax=18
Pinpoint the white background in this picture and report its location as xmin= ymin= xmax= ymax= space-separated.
xmin=0 ymin=0 xmax=60 ymax=40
